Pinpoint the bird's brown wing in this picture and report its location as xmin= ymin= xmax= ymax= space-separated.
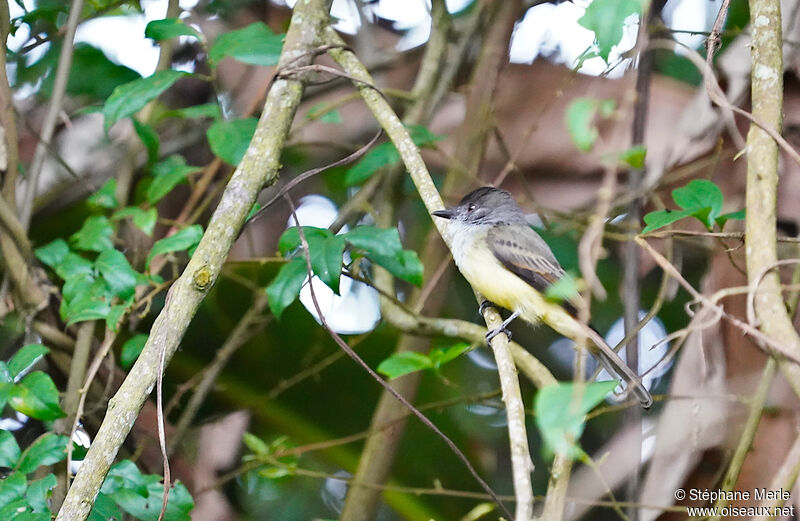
xmin=487 ymin=225 xmax=580 ymax=315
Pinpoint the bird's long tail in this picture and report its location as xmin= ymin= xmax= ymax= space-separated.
xmin=584 ymin=327 xmax=653 ymax=409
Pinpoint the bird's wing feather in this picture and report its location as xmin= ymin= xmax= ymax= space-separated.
xmin=487 ymin=225 xmax=581 ymax=315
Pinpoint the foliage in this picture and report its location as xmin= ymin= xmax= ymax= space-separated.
xmin=642 ymin=179 xmax=745 ymax=233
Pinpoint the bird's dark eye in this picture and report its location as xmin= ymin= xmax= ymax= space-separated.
xmin=467 ymin=204 xmax=476 ymax=212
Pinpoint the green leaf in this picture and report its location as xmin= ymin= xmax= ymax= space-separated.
xmin=377 ymin=351 xmax=432 ymax=379
xmin=34 ymin=238 xmax=69 ymax=268
xmin=54 ymin=252 xmax=94 ymax=280
xmin=534 ymin=381 xmax=618 ymax=459
xmin=146 ymin=225 xmax=204 ymax=268
xmin=8 ymin=344 xmax=49 ymax=379
xmin=429 ymin=342 xmax=471 ymax=368
xmin=209 ymin=22 xmax=283 ymax=66
xmin=113 ymin=207 xmax=158 ymax=236
xmin=0 ymin=472 xmax=26 ymax=506
xmin=307 ymin=103 xmax=343 ymax=124
xmin=716 ymin=208 xmax=746 ymax=229
xmin=618 ymin=144 xmax=646 ymax=168
xmin=145 ymin=18 xmax=201 ymax=41
xmin=70 ymin=216 xmax=114 ymax=252
xmin=62 ymin=273 xmax=97 ymax=304
xmin=16 ymin=433 xmax=69 ymax=474
xmin=101 ymin=461 xmax=194 ymax=521
xmin=0 ymin=430 xmax=22 ymax=468
xmin=133 ymin=119 xmax=160 ymax=166
xmin=163 ymin=103 xmax=221 ymax=120
xmin=88 ymin=178 xmax=119 ymax=209
xmin=641 ymin=208 xmax=695 ymax=233
xmin=62 ymin=280 xmax=112 ymax=325
xmin=308 ymin=235 xmax=346 ymax=294
xmin=121 ymin=334 xmax=148 ymax=369
xmin=103 ymin=70 xmax=188 ymax=132
xmin=565 ymin=98 xmax=616 ymax=152
xmin=147 ymin=155 xmax=200 ymax=204
xmin=277 ymin=226 xmax=331 ymax=256
xmin=266 ymin=258 xmax=307 ymax=319
xmin=672 ymin=179 xmax=723 ymax=227
xmin=368 ymin=250 xmax=424 ymax=286
xmin=578 ymin=0 xmax=643 ymax=62
xmin=343 ymin=226 xmax=403 ymax=258
xmin=246 ymin=203 xmax=261 ymax=221
xmin=106 ymin=304 xmax=129 ymax=333
xmin=206 ymin=117 xmax=258 ymax=165
xmin=102 ymin=460 xmax=149 ymax=495
xmin=8 ymin=372 xmax=65 ymax=421
xmin=26 ymin=474 xmax=57 ymax=512
xmin=544 ymin=273 xmax=580 ymax=303
xmin=95 ymin=249 xmax=139 ymax=299
xmin=344 ymin=125 xmax=444 ymax=185
xmin=242 ymin=432 xmax=270 ymax=456
xmin=88 ymin=492 xmax=123 ymax=521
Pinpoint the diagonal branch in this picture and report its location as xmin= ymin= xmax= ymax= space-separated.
xmin=53 ymin=2 xmax=334 ymax=519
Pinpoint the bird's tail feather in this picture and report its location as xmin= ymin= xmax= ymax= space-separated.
xmin=583 ymin=327 xmax=653 ymax=409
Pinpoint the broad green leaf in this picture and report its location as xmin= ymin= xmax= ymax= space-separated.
xmin=146 ymin=225 xmax=204 ymax=268
xmin=70 ymin=216 xmax=114 ymax=252
xmin=102 ymin=460 xmax=149 ymax=495
xmin=308 ymin=235 xmax=346 ymax=294
xmin=0 ymin=430 xmax=21 ymax=468
xmin=113 ymin=480 xmax=194 ymax=521
xmin=67 ymin=44 xmax=141 ymax=101
xmin=62 ymin=284 xmax=112 ymax=325
xmin=34 ymin=238 xmax=69 ymax=268
xmin=8 ymin=372 xmax=65 ymax=421
xmin=618 ymin=144 xmax=646 ymax=168
xmin=8 ymin=344 xmax=49 ymax=379
xmin=278 ymin=226 xmax=332 ymax=256
xmin=377 ymin=351 xmax=432 ymax=379
xmin=672 ymin=179 xmax=723 ymax=227
xmin=121 ymin=334 xmax=148 ymax=369
xmin=113 ymin=207 xmax=158 ymax=236
xmin=534 ymin=381 xmax=618 ymax=459
xmin=716 ymin=208 xmax=746 ymax=230
xmin=163 ymin=103 xmax=221 ymax=120
xmin=55 ymin=252 xmax=94 ymax=280
xmin=209 ymin=22 xmax=283 ymax=66
xmin=246 ymin=203 xmax=261 ymax=221
xmin=88 ymin=178 xmax=119 ymax=209
xmin=26 ymin=474 xmax=57 ymax=512
xmin=368 ymin=250 xmax=424 ymax=286
xmin=578 ymin=0 xmax=643 ymax=62
xmin=88 ymin=492 xmax=123 ymax=521
xmin=544 ymin=273 xmax=580 ymax=303
xmin=16 ymin=433 xmax=69 ymax=474
xmin=0 ymin=472 xmax=26 ymax=506
xmin=641 ymin=208 xmax=694 ymax=233
xmin=145 ymin=18 xmax=201 ymax=41
xmin=95 ymin=249 xmax=139 ymax=299
xmin=344 ymin=125 xmax=444 ymax=185
xmin=565 ymin=98 xmax=616 ymax=152
xmin=344 ymin=226 xmax=403 ymax=258
xmin=266 ymin=258 xmax=307 ymax=319
xmin=429 ymin=342 xmax=471 ymax=368
xmin=62 ymin=273 xmax=97 ymax=304
xmin=206 ymin=118 xmax=257 ymax=165
xmin=147 ymin=155 xmax=200 ymax=204
xmin=106 ymin=304 xmax=129 ymax=332
xmin=133 ymin=119 xmax=160 ymax=166
xmin=103 ymin=69 xmax=188 ymax=132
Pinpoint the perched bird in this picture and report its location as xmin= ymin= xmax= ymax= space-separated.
xmin=433 ymin=186 xmax=653 ymax=408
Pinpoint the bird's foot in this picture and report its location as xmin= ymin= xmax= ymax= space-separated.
xmin=478 ymin=300 xmax=498 ymax=315
xmin=485 ymin=326 xmax=512 ymax=345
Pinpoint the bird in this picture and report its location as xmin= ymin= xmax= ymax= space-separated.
xmin=433 ymin=186 xmax=653 ymax=408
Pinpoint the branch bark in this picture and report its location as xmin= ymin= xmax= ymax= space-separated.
xmin=53 ymin=2 xmax=333 ymax=519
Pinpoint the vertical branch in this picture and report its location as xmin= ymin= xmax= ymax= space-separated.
xmin=53 ymin=2 xmax=333 ymax=519
xmin=19 ymin=0 xmax=85 ymax=229
xmin=0 ymin=0 xmax=19 ymax=205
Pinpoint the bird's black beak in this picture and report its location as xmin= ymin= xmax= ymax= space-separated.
xmin=432 ymin=208 xmax=454 ymax=219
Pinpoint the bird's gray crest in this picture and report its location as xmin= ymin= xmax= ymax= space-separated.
xmin=450 ymin=186 xmax=527 ymax=225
